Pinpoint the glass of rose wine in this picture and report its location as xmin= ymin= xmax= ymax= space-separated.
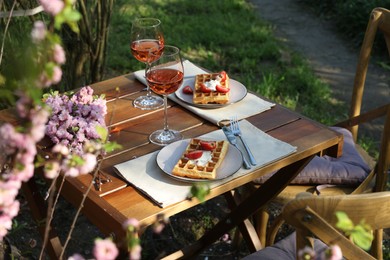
xmin=130 ymin=18 xmax=165 ymax=110
xmin=146 ymin=45 xmax=184 ymax=145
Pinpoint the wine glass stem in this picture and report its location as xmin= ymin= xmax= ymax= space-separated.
xmin=163 ymin=95 xmax=169 ymax=132
xmin=145 ymin=62 xmax=153 ymax=98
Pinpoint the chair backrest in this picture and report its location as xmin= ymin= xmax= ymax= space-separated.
xmin=282 ymin=191 xmax=390 ymax=260
xmin=345 ymin=7 xmax=390 ymax=140
xmin=335 ymin=7 xmax=390 ymax=193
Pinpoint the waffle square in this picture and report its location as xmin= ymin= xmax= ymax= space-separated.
xmin=193 ymin=73 xmax=230 ymax=104
xmin=172 ymin=139 xmax=229 ymax=179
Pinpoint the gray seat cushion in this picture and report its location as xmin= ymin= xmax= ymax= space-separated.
xmin=242 ymin=232 xmax=328 ymax=260
xmin=254 ymin=127 xmax=371 ymax=185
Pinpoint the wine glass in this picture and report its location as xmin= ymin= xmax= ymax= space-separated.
xmin=146 ymin=45 xmax=184 ymax=145
xmin=130 ymin=18 xmax=165 ymax=110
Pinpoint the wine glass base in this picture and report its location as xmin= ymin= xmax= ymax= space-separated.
xmin=133 ymin=95 xmax=164 ymax=110
xmin=149 ymin=129 xmax=183 ymax=146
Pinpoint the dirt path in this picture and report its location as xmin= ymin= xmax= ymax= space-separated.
xmin=249 ymin=0 xmax=389 ymax=142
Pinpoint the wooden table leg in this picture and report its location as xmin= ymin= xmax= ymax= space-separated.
xmin=224 ymin=188 xmax=263 ymax=252
xmin=162 ymin=155 xmax=314 ymax=259
xmin=22 ymin=176 xmax=63 ymax=259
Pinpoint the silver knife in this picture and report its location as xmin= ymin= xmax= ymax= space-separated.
xmin=222 ymin=126 xmax=251 ymax=169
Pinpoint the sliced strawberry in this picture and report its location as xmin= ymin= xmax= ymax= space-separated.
xmin=200 ymin=83 xmax=211 ymax=93
xmin=216 ymin=85 xmax=230 ymax=93
xmin=185 ymin=150 xmax=203 ymax=159
xmin=199 ymin=141 xmax=216 ymax=151
xmin=219 ymin=71 xmax=227 ymax=82
xmin=182 ymin=85 xmax=193 ymax=95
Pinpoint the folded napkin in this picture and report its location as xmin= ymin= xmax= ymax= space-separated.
xmin=114 ymin=120 xmax=296 ymax=208
xmin=134 ymin=60 xmax=275 ymax=125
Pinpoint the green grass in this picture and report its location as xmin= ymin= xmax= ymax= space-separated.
xmin=106 ymin=0 xmax=347 ymax=125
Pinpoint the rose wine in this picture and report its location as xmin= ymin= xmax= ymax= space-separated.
xmin=131 ymin=39 xmax=164 ymax=63
xmin=146 ymin=69 xmax=184 ymax=95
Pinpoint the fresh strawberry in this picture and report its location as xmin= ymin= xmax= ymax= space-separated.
xmin=219 ymin=71 xmax=227 ymax=82
xmin=216 ymin=85 xmax=230 ymax=93
xmin=200 ymin=83 xmax=211 ymax=93
xmin=182 ymin=85 xmax=193 ymax=95
xmin=199 ymin=141 xmax=216 ymax=151
xmin=185 ymin=150 xmax=203 ymax=159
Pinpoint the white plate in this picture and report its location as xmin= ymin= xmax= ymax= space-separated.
xmin=156 ymin=139 xmax=243 ymax=183
xmin=175 ymin=77 xmax=248 ymax=109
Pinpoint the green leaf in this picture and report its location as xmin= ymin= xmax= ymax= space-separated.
xmin=96 ymin=125 xmax=108 ymax=142
xmin=335 ymin=211 xmax=354 ymax=232
xmin=350 ymin=225 xmax=373 ymax=251
xmin=189 ymin=183 xmax=210 ymax=202
xmin=103 ymin=142 xmax=122 ymax=153
xmin=54 ymin=14 xmax=66 ymax=30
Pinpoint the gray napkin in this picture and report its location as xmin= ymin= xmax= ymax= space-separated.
xmin=114 ymin=120 xmax=296 ymax=208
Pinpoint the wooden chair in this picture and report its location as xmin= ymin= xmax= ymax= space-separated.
xmin=244 ymin=192 xmax=390 ymax=260
xmin=251 ymin=7 xmax=390 ymax=250
xmin=283 ymin=191 xmax=390 ymax=260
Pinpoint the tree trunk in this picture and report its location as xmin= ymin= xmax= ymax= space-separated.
xmin=62 ymin=0 xmax=114 ymax=89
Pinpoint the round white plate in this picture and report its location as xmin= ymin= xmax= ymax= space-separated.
xmin=156 ymin=138 xmax=243 ymax=183
xmin=174 ymin=77 xmax=248 ymax=109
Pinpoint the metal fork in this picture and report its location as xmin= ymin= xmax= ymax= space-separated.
xmin=230 ymin=116 xmax=257 ymax=166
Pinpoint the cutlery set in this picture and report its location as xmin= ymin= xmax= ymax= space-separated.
xmin=222 ymin=117 xmax=257 ymax=169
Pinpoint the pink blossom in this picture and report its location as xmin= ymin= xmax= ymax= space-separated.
xmin=52 ymin=66 xmax=63 ymax=84
xmin=53 ymin=44 xmax=66 ymax=64
xmin=63 ymin=167 xmax=79 ymax=177
xmin=52 ymin=143 xmax=69 ymax=156
xmin=220 ymin=233 xmax=230 ymax=242
xmin=6 ymin=200 xmax=20 ymax=218
xmin=44 ymin=161 xmax=60 ymax=179
xmin=93 ymin=238 xmax=119 ymax=260
xmin=0 ymin=215 xmax=13 ymax=239
xmin=123 ymin=218 xmax=140 ymax=230
xmin=79 ymin=153 xmax=97 ymax=174
xmin=323 ymin=245 xmax=343 ymax=260
xmin=298 ymin=246 xmax=315 ymax=260
xmin=153 ymin=222 xmax=165 ymax=234
xmin=39 ymin=0 xmax=64 ymax=16
xmin=68 ymin=254 xmax=85 ymax=260
xmin=39 ymin=73 xmax=52 ymax=87
xmin=0 ymin=180 xmax=20 ymax=206
xmin=13 ymin=163 xmax=35 ymax=182
xmin=30 ymin=107 xmax=50 ymax=141
xmin=15 ymin=94 xmax=31 ymax=118
xmin=31 ymin=21 xmax=47 ymax=42
xmin=129 ymin=244 xmax=142 ymax=260
xmin=30 ymin=122 xmax=46 ymax=142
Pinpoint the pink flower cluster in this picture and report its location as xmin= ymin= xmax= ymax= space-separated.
xmin=93 ymin=238 xmax=119 ymax=260
xmin=0 ymin=98 xmax=49 ymax=240
xmin=298 ymin=244 xmax=343 ymax=260
xmin=44 ymin=143 xmax=98 ymax=179
xmin=123 ymin=218 xmax=142 ymax=260
xmin=31 ymin=21 xmax=66 ymax=88
xmin=38 ymin=0 xmax=64 ymax=16
xmin=45 ymin=86 xmax=107 ymax=156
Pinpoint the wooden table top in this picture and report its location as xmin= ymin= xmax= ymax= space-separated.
xmin=0 ymin=70 xmax=343 ymax=242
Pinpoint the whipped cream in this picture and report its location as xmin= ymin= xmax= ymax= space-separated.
xmin=204 ymin=75 xmax=222 ymax=91
xmin=189 ymin=151 xmax=212 ymax=166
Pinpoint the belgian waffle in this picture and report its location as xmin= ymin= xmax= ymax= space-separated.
xmin=193 ymin=73 xmax=230 ymax=104
xmin=172 ymin=139 xmax=229 ymax=179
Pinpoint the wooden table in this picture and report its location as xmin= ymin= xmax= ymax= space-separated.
xmin=0 ymin=70 xmax=343 ymax=259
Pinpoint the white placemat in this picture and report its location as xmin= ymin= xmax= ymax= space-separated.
xmin=114 ymin=120 xmax=297 ymax=208
xmin=134 ymin=60 xmax=275 ymax=125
